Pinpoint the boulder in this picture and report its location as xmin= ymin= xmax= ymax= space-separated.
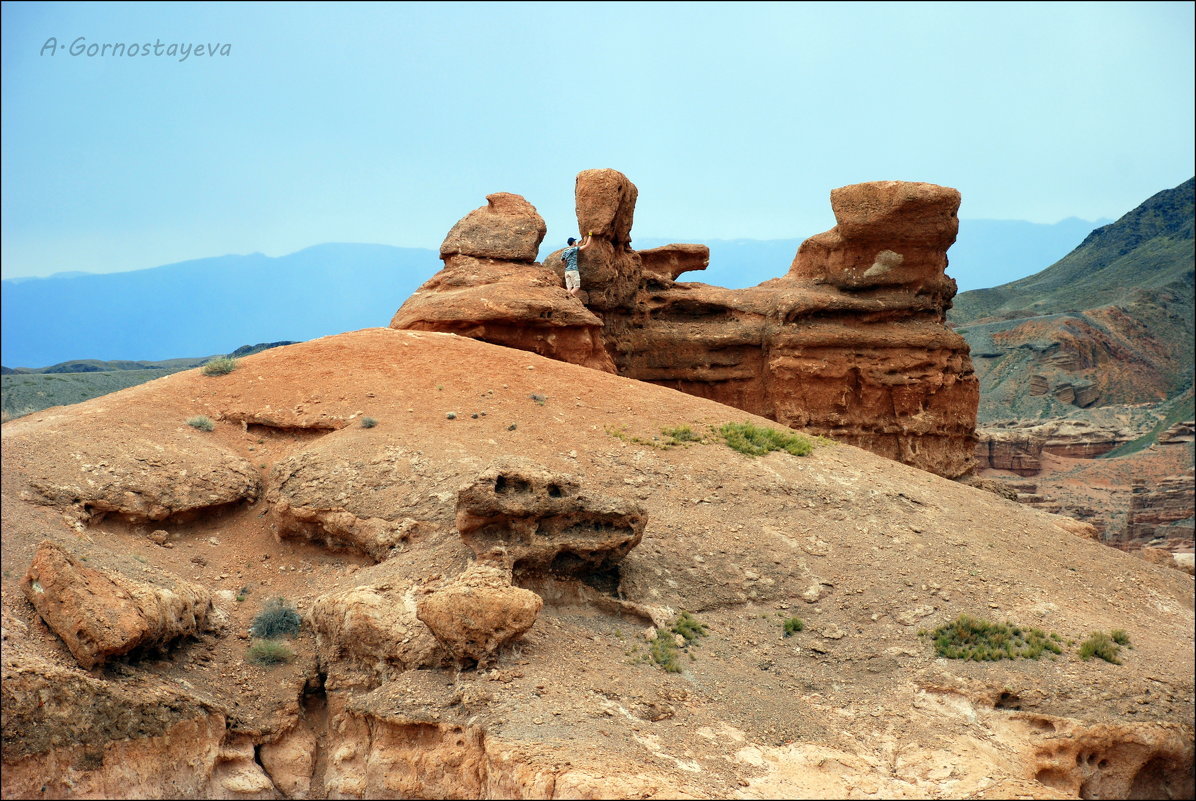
xmin=440 ymin=192 xmax=546 ymax=262
xmin=20 ymin=432 xmax=260 ymax=524
xmin=456 ymin=460 xmax=646 ymax=574
xmin=309 ymin=582 xmax=444 ymax=687
xmin=415 ymin=563 xmax=542 ymax=668
xmin=789 ymin=180 xmax=961 ymax=299
xmin=393 ymin=194 xmax=617 ymax=372
xmin=20 ymin=541 xmax=212 ymax=670
xmin=575 ymin=168 xmax=637 ymax=246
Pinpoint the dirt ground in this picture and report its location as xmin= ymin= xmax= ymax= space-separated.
xmin=2 ymin=328 xmax=1193 ymax=799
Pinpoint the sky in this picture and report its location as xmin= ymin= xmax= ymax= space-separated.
xmin=1 ymin=1 xmax=1193 ymax=280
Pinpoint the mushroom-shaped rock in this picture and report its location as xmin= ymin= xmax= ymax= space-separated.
xmin=415 ymin=563 xmax=542 ymax=668
xmin=440 ymin=192 xmax=547 ymax=262
xmin=20 ymin=541 xmax=212 ymax=669
xmin=456 ymin=460 xmax=646 ymax=575
xmin=789 ymin=180 xmax=961 ymax=298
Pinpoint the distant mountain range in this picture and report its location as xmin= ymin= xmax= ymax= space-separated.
xmin=950 ymin=177 xmax=1195 ymax=423
xmin=1 ymin=244 xmax=437 ymax=368
xmin=2 ymin=217 xmax=1109 ymax=370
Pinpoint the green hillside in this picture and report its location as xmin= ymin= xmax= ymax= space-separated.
xmin=1 ymin=341 xmax=297 ymax=421
xmin=950 ymin=178 xmax=1194 ymax=431
xmin=950 ymin=177 xmax=1194 ymax=323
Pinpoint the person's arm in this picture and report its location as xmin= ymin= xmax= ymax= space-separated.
xmin=579 ymin=231 xmax=594 ymax=251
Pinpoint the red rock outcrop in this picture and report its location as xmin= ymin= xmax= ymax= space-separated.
xmin=638 ymin=243 xmax=710 ymax=282
xmin=20 ymin=541 xmax=213 ymax=670
xmin=391 ymin=192 xmax=616 ymax=373
xmin=415 ymin=563 xmax=543 ymax=668
xmin=455 ymin=460 xmax=647 ymax=575
xmin=1122 ymin=470 xmax=1195 ymax=551
xmin=394 ymin=169 xmax=978 ymax=478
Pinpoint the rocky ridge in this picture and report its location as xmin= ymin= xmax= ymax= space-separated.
xmin=394 ymin=169 xmax=979 ymax=479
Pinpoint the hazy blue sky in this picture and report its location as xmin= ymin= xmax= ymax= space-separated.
xmin=2 ymin=1 xmax=1193 ymax=279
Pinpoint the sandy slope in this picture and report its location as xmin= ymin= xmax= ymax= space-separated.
xmin=2 ymin=328 xmax=1192 ymax=799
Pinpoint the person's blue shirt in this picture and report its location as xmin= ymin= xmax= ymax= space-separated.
xmin=562 ymin=246 xmax=580 ymax=271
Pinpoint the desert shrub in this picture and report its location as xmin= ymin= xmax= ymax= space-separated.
xmin=661 ymin=425 xmax=703 ymax=444
xmin=1110 ymin=629 xmax=1131 ymax=646
xmin=672 ymin=611 xmax=708 ymax=643
xmin=607 ymin=423 xmax=706 ymax=450
xmin=250 ymin=597 xmax=301 ymax=639
xmin=186 ymin=415 xmax=215 ymax=432
xmin=247 ymin=639 xmax=294 ymax=666
xmin=783 ymin=616 xmax=805 ymax=636
xmin=360 ymin=416 xmax=378 ymax=428
xmin=928 ymin=614 xmax=1062 ymax=661
xmin=647 ymin=612 xmax=709 ymax=673
xmin=1079 ymin=632 xmax=1124 ymax=664
xmin=717 ymin=422 xmax=813 ymax=457
xmin=201 ymin=357 xmax=239 ymax=376
xmin=650 ymin=631 xmax=682 ymax=673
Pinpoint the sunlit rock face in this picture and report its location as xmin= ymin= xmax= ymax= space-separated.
xmin=394 ymin=170 xmax=978 ymax=478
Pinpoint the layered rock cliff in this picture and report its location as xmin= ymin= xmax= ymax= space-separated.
xmin=393 ymin=170 xmax=978 ymax=478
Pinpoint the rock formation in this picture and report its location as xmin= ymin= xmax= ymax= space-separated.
xmin=974 ymin=418 xmax=1140 ymax=476
xmin=1122 ymin=470 xmax=1195 ymax=551
xmin=1 ymin=328 xmax=1192 ymax=800
xmin=20 ymin=541 xmax=213 ymax=670
xmin=309 ymin=582 xmax=444 ymax=688
xmin=415 ymin=563 xmax=543 ymax=668
xmin=455 ymin=460 xmax=647 ymax=575
xmin=391 ymin=192 xmax=616 ymax=373
xmin=392 ymin=170 xmax=979 ymax=478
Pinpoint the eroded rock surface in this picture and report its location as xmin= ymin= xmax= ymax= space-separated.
xmin=309 ymin=582 xmax=444 ymax=687
xmin=10 ymin=427 xmax=260 ymax=523
xmin=392 ymin=192 xmax=616 ymax=372
xmin=394 ymin=170 xmax=979 ymax=478
xmin=20 ymin=540 xmax=213 ymax=669
xmin=415 ymin=563 xmax=543 ymax=668
xmin=456 ymin=460 xmax=647 ymax=574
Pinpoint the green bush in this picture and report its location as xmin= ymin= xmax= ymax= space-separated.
xmin=1079 ymin=632 xmax=1124 ymax=664
xmin=783 ymin=616 xmax=805 ymax=636
xmin=201 ymin=357 xmax=239 ymax=377
xmin=186 ymin=415 xmax=215 ymax=431
xmin=250 ymin=597 xmax=302 ymax=639
xmin=928 ymin=614 xmax=1062 ymax=661
xmin=717 ymin=422 xmax=813 ymax=457
xmin=672 ymin=611 xmax=708 ymax=643
xmin=661 ymin=425 xmax=702 ymax=444
xmin=1110 ymin=629 xmax=1131 ymax=646
xmin=650 ymin=631 xmax=682 ymax=673
xmin=360 ymin=416 xmax=378 ymax=428
xmin=647 ymin=612 xmax=709 ymax=673
xmin=247 ymin=639 xmax=294 ymax=666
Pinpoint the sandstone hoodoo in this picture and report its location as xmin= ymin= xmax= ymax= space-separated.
xmin=393 ymin=169 xmax=979 ymax=479
xmin=391 ymin=192 xmax=616 ymax=373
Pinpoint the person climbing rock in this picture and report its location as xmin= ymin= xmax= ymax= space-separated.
xmin=561 ymin=232 xmax=593 ymax=297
